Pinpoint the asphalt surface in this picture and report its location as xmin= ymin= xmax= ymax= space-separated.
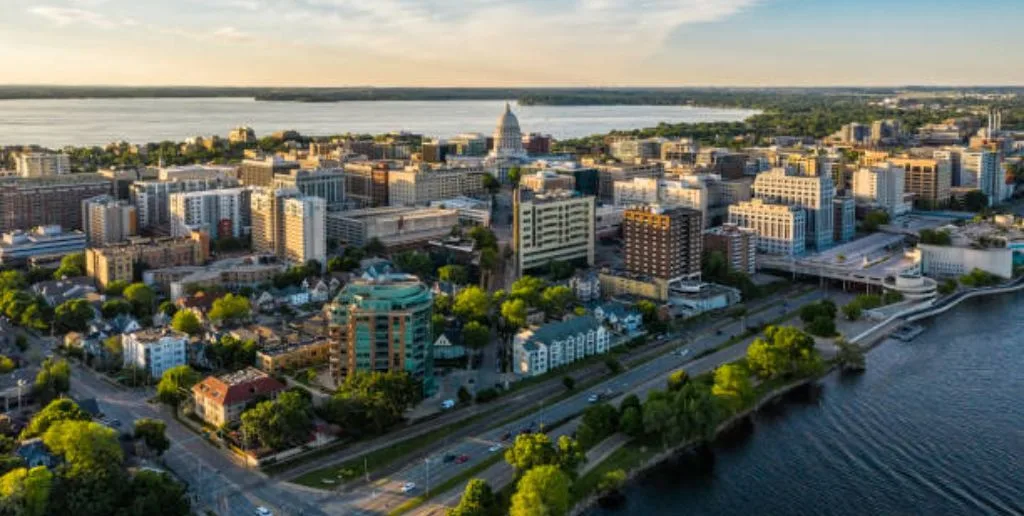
xmin=350 ymin=289 xmax=825 ymax=514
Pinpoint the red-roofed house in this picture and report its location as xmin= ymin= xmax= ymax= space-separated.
xmin=191 ymin=367 xmax=286 ymax=427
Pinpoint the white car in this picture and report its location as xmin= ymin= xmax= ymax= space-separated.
xmin=678 ymin=348 xmax=690 ymax=357
xmin=488 ymin=444 xmax=503 ymax=452
xmin=587 ymin=394 xmax=600 ymax=403
xmin=255 ymin=507 xmax=272 ymax=516
xmin=401 ymin=482 xmax=417 ymax=493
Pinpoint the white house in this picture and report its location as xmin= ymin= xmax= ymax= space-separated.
xmin=123 ymin=328 xmax=189 ymax=378
xmin=513 ymin=315 xmax=611 ymax=377
xmin=569 ymin=271 xmax=601 ymax=303
xmin=593 ymin=302 xmax=643 ymax=334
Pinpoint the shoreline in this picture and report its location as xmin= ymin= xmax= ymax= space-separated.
xmin=568 ymin=280 xmax=1024 ymax=515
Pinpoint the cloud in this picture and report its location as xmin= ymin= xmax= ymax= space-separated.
xmin=212 ymin=26 xmax=252 ymax=41
xmin=28 ymin=6 xmax=116 ymax=28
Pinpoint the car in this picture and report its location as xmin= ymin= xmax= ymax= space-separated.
xmin=443 ymin=454 xmax=456 ymax=463
xmin=401 ymin=482 xmax=416 ymax=493
xmin=440 ymin=399 xmax=456 ymax=410
xmin=488 ymin=444 xmax=503 ymax=452
xmin=255 ymin=507 xmax=273 ymax=516
xmin=500 ymin=431 xmax=512 ymax=441
xmin=455 ymin=454 xmax=470 ymax=464
xmin=111 ymin=419 xmax=121 ymax=427
xmin=678 ymin=349 xmax=690 ymax=357
xmin=587 ymin=393 xmax=600 ymax=403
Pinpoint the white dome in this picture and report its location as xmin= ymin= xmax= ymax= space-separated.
xmin=492 ymin=102 xmax=526 ymax=159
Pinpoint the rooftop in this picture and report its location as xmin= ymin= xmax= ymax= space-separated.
xmin=192 ymin=367 xmax=286 ymax=406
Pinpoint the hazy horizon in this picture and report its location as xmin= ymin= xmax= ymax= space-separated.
xmin=3 ymin=0 xmax=1023 ymax=87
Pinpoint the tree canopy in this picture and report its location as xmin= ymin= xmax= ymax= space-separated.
xmin=156 ymin=365 xmax=199 ymax=405
xmin=711 ymin=363 xmax=754 ymax=413
xmin=509 ymin=465 xmax=571 ymax=516
xmin=20 ymin=398 xmax=90 ymax=439
xmin=240 ymin=390 xmax=313 ymax=450
xmin=170 ymin=310 xmax=202 ymax=335
xmin=208 ymin=293 xmax=251 ymax=325
xmin=54 ymin=299 xmax=94 ymax=333
xmin=746 ymin=326 xmax=823 ymax=380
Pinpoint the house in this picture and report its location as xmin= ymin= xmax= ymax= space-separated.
xmin=123 ymin=328 xmax=189 ymax=378
xmin=569 ymin=270 xmax=602 ymax=303
xmin=191 ymin=367 xmax=287 ymax=427
xmin=176 ymin=292 xmax=217 ymax=320
xmin=593 ymin=301 xmax=644 ymax=334
xmin=31 ymin=277 xmax=98 ymax=307
xmin=65 ymin=314 xmax=141 ymax=362
xmin=513 ymin=315 xmax=611 ymax=377
xmin=16 ymin=439 xmax=59 ymax=469
xmin=433 ymin=322 xmax=466 ymax=360
xmin=526 ymin=308 xmax=546 ymax=326
xmin=309 ymin=280 xmax=331 ymax=303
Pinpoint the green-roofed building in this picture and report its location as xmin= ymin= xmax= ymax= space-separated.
xmin=327 ymin=272 xmax=435 ymax=394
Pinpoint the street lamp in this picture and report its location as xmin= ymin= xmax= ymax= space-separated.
xmin=16 ymin=379 xmax=26 ymax=411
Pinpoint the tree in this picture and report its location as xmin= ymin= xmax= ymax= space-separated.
xmin=670 ymin=382 xmax=721 ymax=444
xmin=454 ymin=286 xmax=490 ymax=322
xmin=363 ymin=237 xmax=386 ymax=256
xmin=438 ymin=265 xmax=469 ymax=285
xmin=53 ymin=252 xmax=85 ymax=279
xmin=123 ymin=283 xmax=155 ymax=317
xmin=642 ymin=397 xmax=673 ymax=448
xmin=619 ymin=406 xmax=644 ymax=437
xmin=54 ymin=299 xmax=94 ymax=333
xmin=835 ymin=337 xmax=866 ymax=373
xmin=598 ymin=469 xmax=627 ymax=495
xmin=505 ymin=433 xmax=557 ymax=474
xmin=605 ymin=357 xmax=622 ymax=374
xmin=507 ymin=167 xmax=523 ymax=188
xmin=449 ymin=478 xmax=496 ymax=516
xmin=32 ymin=358 xmax=71 ymax=405
xmin=43 ymin=420 xmax=126 ymax=515
xmin=0 ymin=355 xmax=13 ymax=374
xmin=20 ymin=398 xmax=90 ymax=439
xmin=119 ymin=470 xmax=191 ymax=516
xmin=0 ymin=466 xmax=52 ymax=516
xmin=170 ymin=310 xmax=202 ymax=335
xmin=862 ymin=210 xmax=890 ymax=232
xmin=462 ymin=321 xmax=490 ymax=350
xmin=510 ymin=276 xmax=545 ymax=307
xmin=500 ymin=299 xmax=528 ymax=329
xmin=807 ymin=315 xmax=836 ymax=337
xmin=555 ymin=435 xmax=585 ymax=475
xmin=468 ymin=226 xmax=498 ymax=252
xmin=208 ymin=293 xmax=251 ymax=325
xmin=546 ymin=260 xmax=575 ymax=281
xmin=841 ymin=302 xmax=863 ymax=321
xmin=919 ymin=228 xmax=952 ymax=246
xmin=711 ymin=364 xmax=753 ymax=413
xmin=635 ymin=299 xmax=663 ymax=333
xmin=102 ymin=335 xmax=122 ymax=369
xmin=938 ymin=278 xmax=958 ymax=295
xmin=541 ymin=285 xmax=575 ymax=317
xmin=156 ymin=365 xmax=198 ymax=405
xmin=101 ymin=298 xmax=134 ymax=319
xmin=434 ymin=293 xmax=453 ymax=315
xmin=561 ymin=376 xmax=575 ymax=391
xmin=394 ymin=251 xmax=435 ymax=279
xmin=134 ymin=418 xmax=170 ymax=455
xmin=104 ymin=280 xmax=130 ymax=297
xmin=240 ymin=390 xmax=313 ymax=450
xmin=667 ymin=370 xmax=689 ymax=392
xmin=457 ymin=386 xmax=472 ymax=405
xmin=509 ymin=465 xmax=571 ymax=516
xmin=746 ymin=326 xmax=822 ymax=380
xmin=581 ymin=403 xmax=619 ymax=441
xmin=962 ymin=189 xmax=989 ymax=212
xmin=432 ymin=313 xmax=447 ymax=340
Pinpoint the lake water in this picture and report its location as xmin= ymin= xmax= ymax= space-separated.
xmin=593 ymin=291 xmax=1024 ymax=516
xmin=0 ymin=98 xmax=758 ymax=148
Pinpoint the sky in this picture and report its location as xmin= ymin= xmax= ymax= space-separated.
xmin=1 ymin=0 xmax=1022 ymax=87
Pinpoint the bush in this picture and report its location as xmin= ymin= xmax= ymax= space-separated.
xmin=561 ymin=376 xmax=576 ymax=391
xmin=604 ymin=358 xmax=623 ymax=374
xmin=475 ymin=388 xmax=499 ymax=403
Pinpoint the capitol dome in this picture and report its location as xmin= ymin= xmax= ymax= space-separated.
xmin=492 ymin=102 xmax=526 ymax=159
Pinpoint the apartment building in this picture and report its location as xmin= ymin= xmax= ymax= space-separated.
xmin=282 ymin=196 xmax=326 ymax=266
xmin=192 ymin=368 xmax=286 ymax=427
xmin=961 ymin=149 xmax=1001 ymax=204
xmin=169 ymin=187 xmax=250 ymax=240
xmin=14 ymin=152 xmax=71 ymax=177
xmin=238 ymin=156 xmax=299 ymax=187
xmin=130 ymin=177 xmax=240 ymax=229
xmin=81 ymin=195 xmax=137 ymax=245
xmin=0 ymin=174 xmax=112 ymax=233
xmin=272 ymin=168 xmax=345 ymax=209
xmin=123 ymin=328 xmax=188 ymax=379
xmin=513 ymin=189 xmax=595 ymax=276
xmin=513 ymin=315 xmax=611 ymax=377
xmin=341 ymin=162 xmax=390 ymax=208
xmin=889 ymin=157 xmax=952 ymax=208
xmin=592 ymin=162 xmax=663 ymax=203
xmin=85 ymin=234 xmax=210 ymax=287
xmin=704 ymin=224 xmax=757 ymax=275
xmin=852 ymin=164 xmax=909 ymax=216
xmin=520 ymin=170 xmax=576 ymax=193
xmin=623 ymin=205 xmax=702 ymax=281
xmin=387 ymin=164 xmax=487 ymax=206
xmin=728 ymin=199 xmax=806 ymax=256
xmin=613 ymin=176 xmax=709 ymax=227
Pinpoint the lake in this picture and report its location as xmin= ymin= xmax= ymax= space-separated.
xmin=0 ymin=98 xmax=758 ymax=148
xmin=592 ymin=291 xmax=1024 ymax=516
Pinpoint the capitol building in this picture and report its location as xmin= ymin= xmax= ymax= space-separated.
xmin=486 ymin=102 xmax=529 ymax=183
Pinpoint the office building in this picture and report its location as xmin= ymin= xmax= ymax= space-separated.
xmin=342 ymin=162 xmax=390 ymax=208
xmin=81 ymin=195 xmax=137 ymax=245
xmin=387 ymin=164 xmax=487 ymax=206
xmin=85 ymin=234 xmax=209 ymax=287
xmin=613 ymin=176 xmax=709 ymax=226
xmin=623 ymin=205 xmax=702 ymax=281
xmin=593 ymin=162 xmax=662 ymax=203
xmin=327 ymin=274 xmax=434 ymax=393
xmin=98 ymin=167 xmax=156 ymax=200
xmin=282 ymin=196 xmax=326 ymax=266
xmin=0 ymin=226 xmax=86 ymax=267
xmin=661 ymin=139 xmax=698 ymax=162
xmin=0 ymin=174 xmax=112 ymax=233
xmin=123 ymin=328 xmax=188 ymax=379
xmin=192 ymin=368 xmax=286 ymax=427
xmin=870 ymin=119 xmax=902 ymax=144
xmin=914 ymin=244 xmax=1013 ymax=279
xmin=513 ymin=189 xmax=595 ymax=276
xmin=704 ymin=224 xmax=757 ymax=275
xmin=14 ymin=152 xmax=71 ymax=177
xmin=448 ymin=133 xmax=488 ymax=157
xmin=428 ymin=196 xmax=491 ymax=226
xmin=521 ymin=133 xmax=552 ymax=155
xmin=250 ymin=188 xmax=297 ymax=258
xmin=238 ymin=157 xmax=299 ymax=187
xmin=228 ymin=126 xmax=256 ymax=144
xmin=961 ymin=149 xmax=1001 ymax=204
xmin=169 ymin=187 xmax=250 ymax=240
xmin=130 ymin=177 xmax=239 ymax=229
xmin=753 ymin=167 xmax=834 ymax=251
xmin=520 ymin=170 xmax=576 ymax=192
xmin=609 ymin=138 xmax=664 ymax=162
xmin=513 ymin=316 xmax=611 ymax=377
xmin=158 ymin=165 xmax=237 ymax=182
xmin=852 ymin=164 xmax=908 ymax=216
xmin=327 ymin=207 xmax=457 ymax=249
xmin=728 ymin=199 xmax=806 ymax=256
xmin=833 ymin=196 xmax=856 ymax=243
xmin=257 ymin=340 xmax=332 ymax=375
xmin=889 ymin=157 xmax=952 ymax=209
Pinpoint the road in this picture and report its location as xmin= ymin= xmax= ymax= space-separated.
xmin=69 ymin=364 xmax=332 ymax=516
xmin=350 ymin=289 xmax=825 ymax=514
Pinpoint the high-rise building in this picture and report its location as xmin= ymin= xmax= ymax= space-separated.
xmin=0 ymin=174 xmax=112 ymax=233
xmin=889 ymin=157 xmax=952 ymax=209
xmin=753 ymin=168 xmax=834 ymax=251
xmin=704 ymin=224 xmax=757 ymax=275
xmin=833 ymin=196 xmax=856 ymax=243
xmin=961 ymin=149 xmax=1001 ymax=205
xmin=613 ymin=176 xmax=709 ymax=226
xmin=272 ymin=168 xmax=345 ymax=209
xmin=387 ymin=164 xmax=487 ymax=206
xmin=327 ymin=274 xmax=434 ymax=393
xmin=728 ymin=199 xmax=806 ymax=256
xmin=609 ymin=138 xmax=664 ymax=162
xmin=282 ymin=196 xmax=326 ymax=267
xmin=448 ymin=133 xmax=488 ymax=157
xmin=342 ymin=162 xmax=390 ymax=208
xmin=122 ymin=328 xmax=188 ymax=379
xmin=169 ymin=187 xmax=250 ymax=240
xmin=592 ymin=161 xmax=662 ymax=203
xmin=238 ymin=156 xmax=300 ymax=187
xmin=623 ymin=205 xmax=702 ymax=281
xmin=514 ymin=189 xmax=595 ymax=276
xmin=82 ymin=195 xmax=137 ymax=245
xmin=250 ymin=188 xmax=298 ymax=258
xmin=520 ymin=170 xmax=576 ymax=193
xmin=14 ymin=152 xmax=71 ymax=177
xmin=852 ymin=164 xmax=908 ymax=216
xmin=130 ymin=177 xmax=240 ymax=229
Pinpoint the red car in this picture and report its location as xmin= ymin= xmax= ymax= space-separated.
xmin=455 ymin=455 xmax=470 ymax=464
